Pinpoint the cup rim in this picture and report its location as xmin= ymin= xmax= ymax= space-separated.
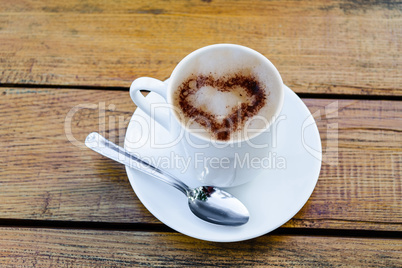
xmin=167 ymin=43 xmax=284 ymax=145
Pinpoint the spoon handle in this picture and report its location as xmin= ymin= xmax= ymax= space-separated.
xmin=85 ymin=132 xmax=189 ymax=195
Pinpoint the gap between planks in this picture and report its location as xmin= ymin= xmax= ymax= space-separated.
xmin=0 ymin=219 xmax=400 ymax=239
xmin=1 ymin=83 xmax=402 ymax=101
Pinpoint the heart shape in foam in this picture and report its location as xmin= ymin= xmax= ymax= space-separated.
xmin=175 ymin=73 xmax=267 ymax=141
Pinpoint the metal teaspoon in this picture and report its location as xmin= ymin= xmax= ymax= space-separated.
xmin=85 ymin=132 xmax=249 ymax=226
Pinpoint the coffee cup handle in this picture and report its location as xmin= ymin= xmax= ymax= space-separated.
xmin=129 ymin=77 xmax=170 ymax=130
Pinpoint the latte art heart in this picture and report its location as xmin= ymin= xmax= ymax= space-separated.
xmin=174 ymin=73 xmax=267 ymax=141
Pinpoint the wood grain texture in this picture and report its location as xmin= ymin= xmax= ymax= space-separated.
xmin=291 ymin=98 xmax=402 ymax=230
xmin=0 ymin=0 xmax=400 ymax=95
xmin=0 ymin=227 xmax=400 ymax=267
xmin=0 ymin=87 xmax=401 ymax=231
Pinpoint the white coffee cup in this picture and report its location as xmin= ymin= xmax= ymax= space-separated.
xmin=130 ymin=44 xmax=284 ymax=187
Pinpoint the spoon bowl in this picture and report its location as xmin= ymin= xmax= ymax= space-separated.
xmin=85 ymin=132 xmax=249 ymax=226
xmin=189 ymin=186 xmax=250 ymax=226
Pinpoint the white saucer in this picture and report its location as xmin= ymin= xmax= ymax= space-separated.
xmin=124 ymin=84 xmax=322 ymax=242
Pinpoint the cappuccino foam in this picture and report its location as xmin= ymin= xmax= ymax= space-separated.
xmin=170 ymin=48 xmax=281 ymax=142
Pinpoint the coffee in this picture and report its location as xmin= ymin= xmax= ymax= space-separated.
xmin=173 ymin=70 xmax=270 ymax=141
xmin=130 ymin=44 xmax=284 ymax=186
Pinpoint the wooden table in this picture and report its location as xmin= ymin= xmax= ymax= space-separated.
xmin=1 ymin=0 xmax=401 ymax=266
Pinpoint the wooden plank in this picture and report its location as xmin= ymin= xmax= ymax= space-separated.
xmin=290 ymin=98 xmax=402 ymax=231
xmin=0 ymin=227 xmax=400 ymax=267
xmin=0 ymin=87 xmax=401 ymax=231
xmin=0 ymin=0 xmax=400 ymax=96
xmin=0 ymin=87 xmax=159 ymax=224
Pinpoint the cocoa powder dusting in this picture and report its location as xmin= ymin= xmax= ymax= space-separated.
xmin=176 ymin=73 xmax=267 ymax=141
